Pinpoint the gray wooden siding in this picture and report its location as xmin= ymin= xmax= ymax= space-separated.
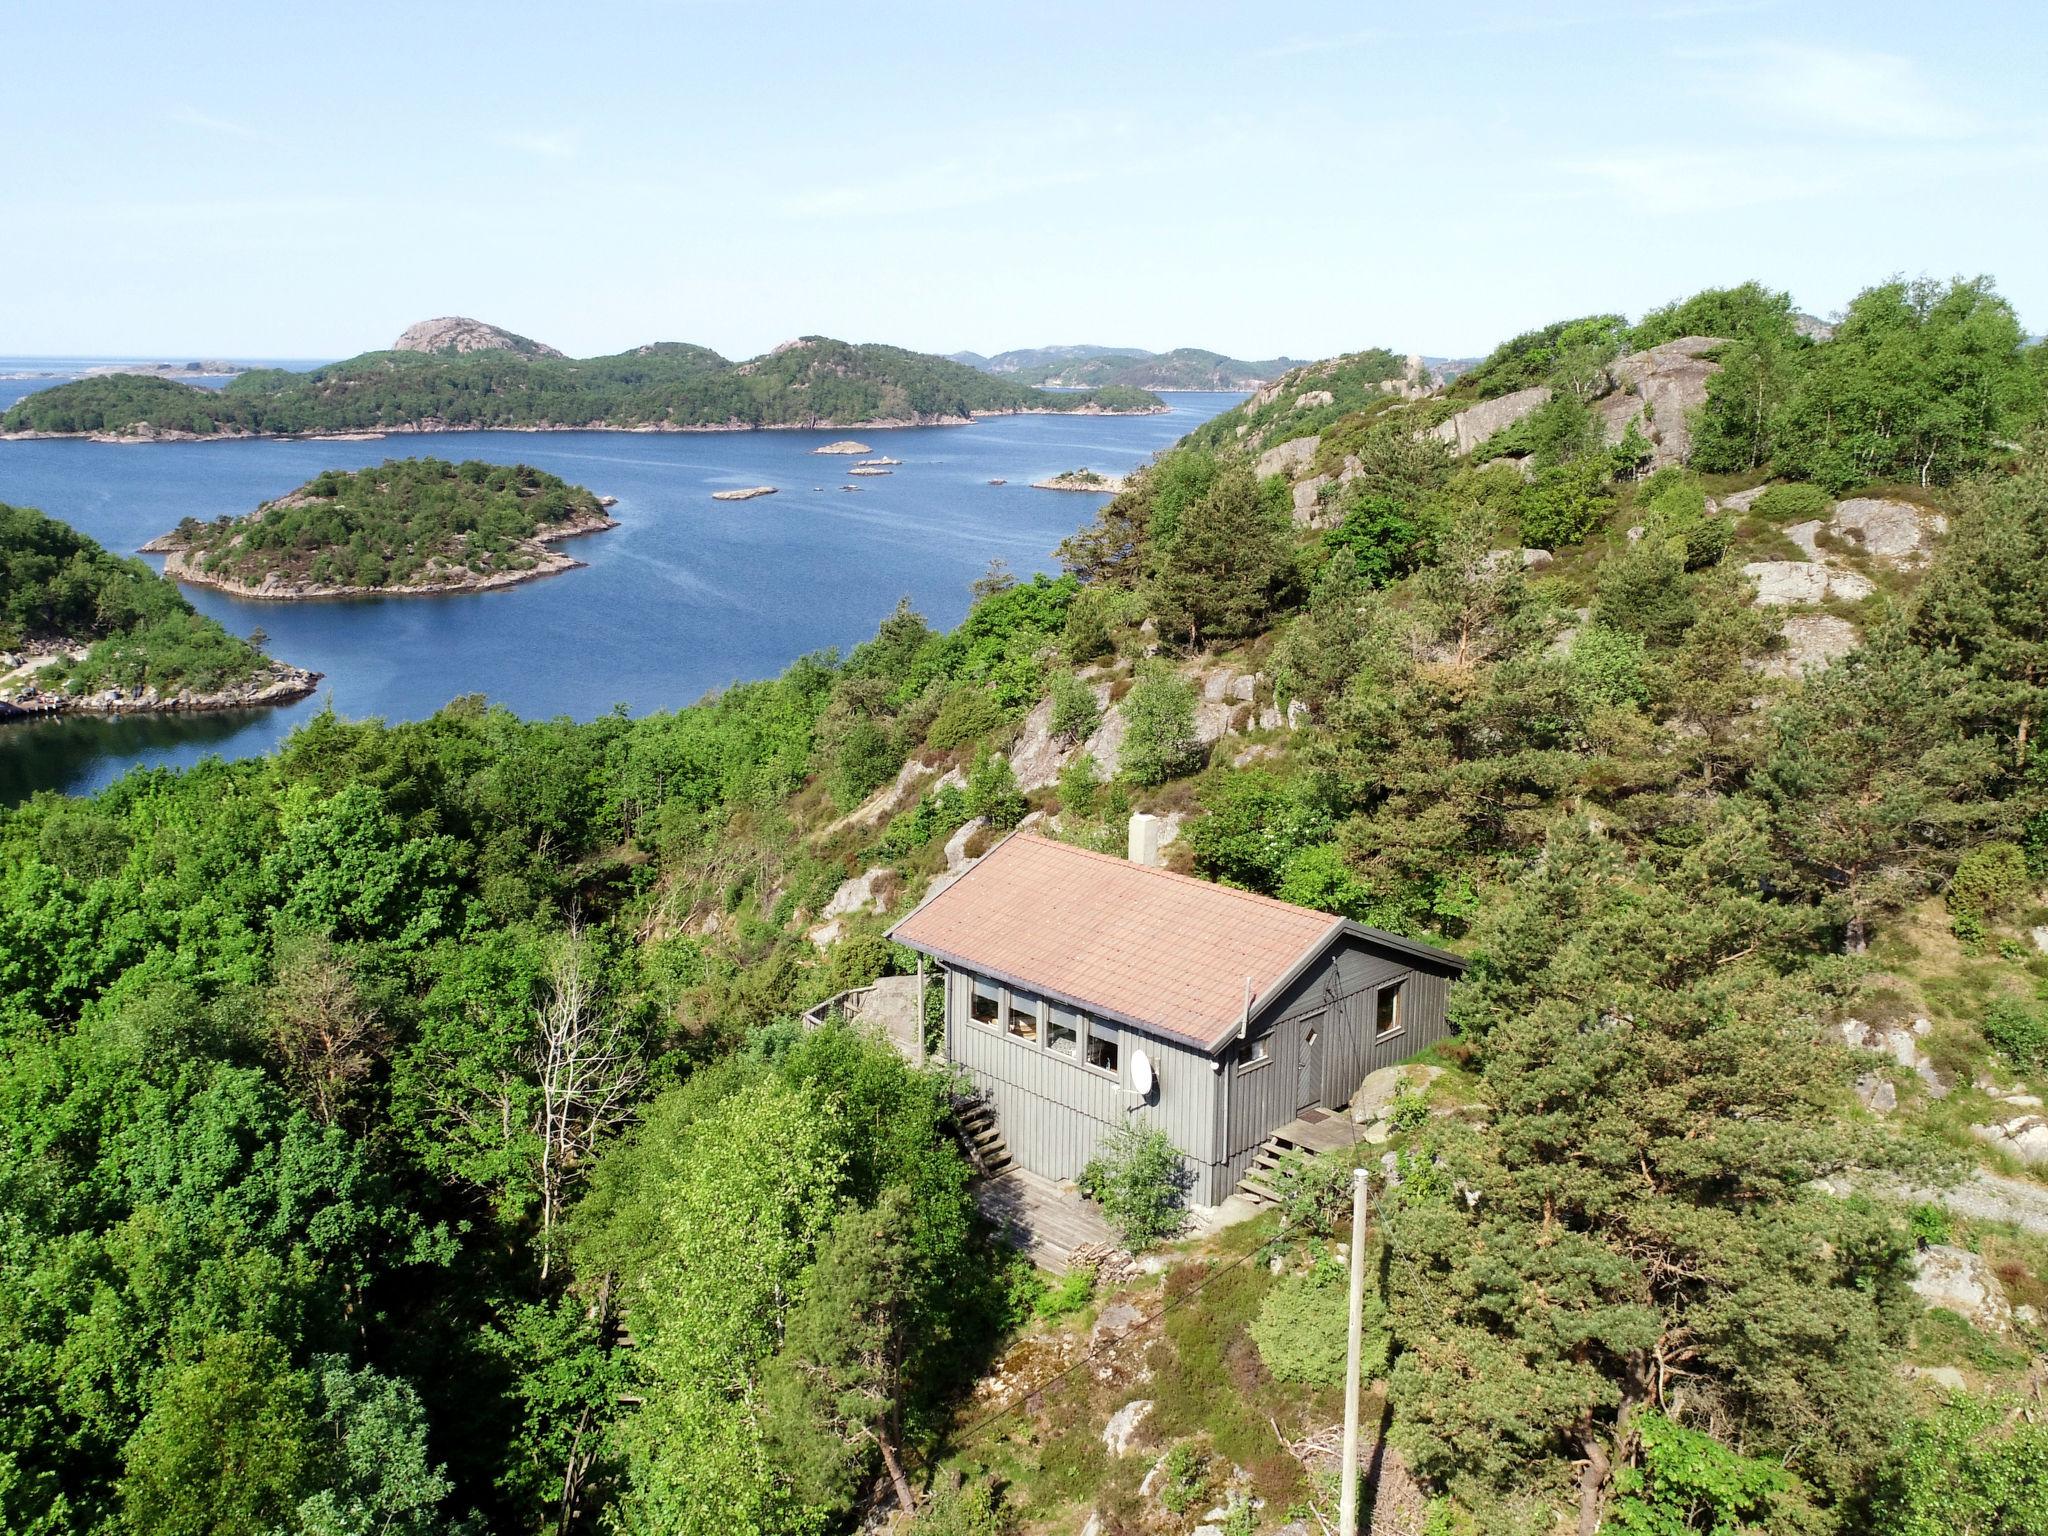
xmin=942 ymin=935 xmax=1460 ymax=1209
xmin=943 ymin=967 xmax=1232 ymax=1203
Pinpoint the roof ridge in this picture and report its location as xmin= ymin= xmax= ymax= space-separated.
xmin=1009 ymin=832 xmax=1332 ymax=925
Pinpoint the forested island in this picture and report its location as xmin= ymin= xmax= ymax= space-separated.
xmin=6 ymin=274 xmax=2048 ymax=1536
xmin=0 ymin=321 xmax=1167 ymax=440
xmin=957 ymin=343 xmax=1310 ymax=390
xmin=0 ymin=502 xmax=317 ymax=716
xmin=142 ymin=458 xmax=618 ymax=598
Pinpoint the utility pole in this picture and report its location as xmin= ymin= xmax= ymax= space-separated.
xmin=1339 ymin=1164 xmax=1370 ymax=1536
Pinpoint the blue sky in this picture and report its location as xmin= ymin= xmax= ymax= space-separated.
xmin=4 ymin=0 xmax=2042 ymax=360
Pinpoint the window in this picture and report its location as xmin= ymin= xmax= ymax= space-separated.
xmin=1086 ymin=1020 xmax=1120 ymax=1076
xmin=1240 ymin=1035 xmax=1271 ymax=1072
xmin=1047 ymin=1003 xmax=1080 ymax=1058
xmin=1375 ymin=984 xmax=1403 ymax=1038
xmin=1005 ymin=989 xmax=1042 ymax=1043
xmin=970 ymin=976 xmax=1001 ymax=1027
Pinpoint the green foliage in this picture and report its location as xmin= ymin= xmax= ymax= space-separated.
xmin=1517 ymin=458 xmax=1614 ymax=548
xmin=1906 ymin=1203 xmax=1953 ymax=1247
xmin=1948 ymin=841 xmax=2031 ymax=931
xmin=1186 ymin=772 xmax=1333 ymax=893
xmin=1449 ymin=314 xmax=1626 ymax=401
xmin=1865 ymin=1395 xmax=2048 ymax=1536
xmin=1324 ymin=491 xmax=1428 ymax=586
xmin=1118 ymin=668 xmax=1204 ymax=786
xmin=1156 ymin=1442 xmax=1211 ymax=1514
xmin=1627 ymin=281 xmax=1803 ymax=353
xmin=0 ymin=500 xmax=269 ymax=692
xmin=1149 ymin=463 xmax=1297 ymax=648
xmin=908 ymin=1479 xmax=1013 ymax=1536
xmin=1078 ymin=1123 xmax=1192 ymax=1250
xmin=2 ymin=340 xmax=1161 ymax=436
xmin=1983 ymin=995 xmax=2048 ymax=1073
xmin=963 ymin=750 xmax=1026 ymax=830
xmin=926 ymin=685 xmax=1008 ymax=752
xmin=1609 ymin=1411 xmax=1794 ymax=1535
xmin=1250 ymin=1257 xmax=1388 ymax=1387
xmin=1275 ymin=842 xmax=1383 ymax=922
xmin=1048 ymin=669 xmax=1101 ymax=746
xmin=166 ymin=457 xmax=606 ymax=591
xmin=1035 ymin=1268 xmax=1096 ymax=1321
xmin=1772 ymin=277 xmax=2039 ymax=491
xmin=1747 ymin=483 xmax=1833 ymax=522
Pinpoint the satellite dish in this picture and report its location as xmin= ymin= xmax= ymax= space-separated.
xmin=1130 ymin=1048 xmax=1156 ymax=1099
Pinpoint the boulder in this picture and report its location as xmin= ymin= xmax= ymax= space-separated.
xmin=1254 ymin=435 xmax=1319 ymax=481
xmin=1855 ymin=1073 xmax=1898 ymax=1113
xmin=1784 ymin=519 xmax=1826 ymax=560
xmin=1078 ymin=702 xmax=1128 ymax=779
xmin=1973 ymin=1114 xmax=2048 ymax=1167
xmin=1101 ymin=1398 xmax=1154 ymax=1456
xmin=1911 ymin=1244 xmax=2014 ymax=1333
xmin=1429 ymin=385 xmax=1551 ymax=456
xmin=1008 ymin=682 xmax=1111 ymax=791
xmin=1840 ymin=1018 xmax=1948 ymax=1098
xmin=1291 ymin=474 xmax=1333 ymax=526
xmin=942 ymin=818 xmax=986 ymax=877
xmin=1744 ymin=561 xmax=1874 ymax=606
xmin=1902 ymin=1364 xmax=1968 ymax=1391
xmin=1351 ymin=1064 xmax=1445 ymax=1127
xmin=1831 ymin=497 xmax=1947 ymax=565
xmin=1599 ymin=336 xmax=1723 ymax=469
xmin=1294 ymin=389 xmax=1334 ymax=410
xmin=1719 ymin=485 xmax=1771 ymax=513
xmin=1760 ymin=614 xmax=1860 ymax=679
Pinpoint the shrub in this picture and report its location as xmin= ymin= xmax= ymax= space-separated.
xmin=1908 ymin=1203 xmax=1953 ymax=1247
xmin=1036 ymin=1268 xmax=1096 ymax=1321
xmin=1156 ymin=1443 xmax=1210 ymax=1515
xmin=828 ymin=717 xmax=900 ymax=809
xmin=1274 ymin=844 xmax=1378 ymax=923
xmin=1186 ymin=773 xmax=1332 ymax=893
xmin=1055 ymin=754 xmax=1100 ymax=820
xmin=1324 ymin=491 xmax=1426 ymax=586
xmin=925 ymin=685 xmax=1007 ymax=752
xmin=1048 ymin=670 xmax=1100 ymax=746
xmin=1517 ymin=460 xmax=1613 ymax=548
xmin=1864 ymin=1395 xmax=2048 ymax=1536
xmin=1119 ymin=669 xmax=1203 ymax=786
xmin=1949 ymin=842 xmax=2031 ymax=926
xmin=909 ymin=1479 xmax=1013 ymax=1536
xmin=1250 ymin=1256 xmax=1388 ymax=1387
xmin=1750 ymin=482 xmax=1833 ymax=523
xmin=1078 ymin=1123 xmax=1191 ymax=1249
xmin=963 ymin=751 xmax=1026 ymax=831
xmin=1610 ymin=1412 xmax=1793 ymax=1535
xmin=1984 ymin=996 xmax=2048 ymax=1073
xmin=1061 ymin=589 xmax=1113 ymax=662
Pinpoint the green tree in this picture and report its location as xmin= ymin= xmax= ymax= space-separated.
xmin=1149 ymin=465 xmax=1295 ymax=649
xmin=1118 ymin=668 xmax=1203 ymax=786
xmin=1865 ymin=1395 xmax=2048 ymax=1536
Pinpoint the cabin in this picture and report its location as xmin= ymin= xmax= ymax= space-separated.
xmin=889 ymin=824 xmax=1466 ymax=1206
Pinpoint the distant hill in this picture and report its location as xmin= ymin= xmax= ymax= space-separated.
xmin=954 ymin=344 xmax=1310 ymax=391
xmin=1 ymin=324 xmax=1166 ymax=440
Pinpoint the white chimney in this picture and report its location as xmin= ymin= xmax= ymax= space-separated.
xmin=1127 ymin=812 xmax=1163 ymax=868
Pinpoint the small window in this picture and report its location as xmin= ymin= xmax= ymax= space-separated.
xmin=1375 ymin=985 xmax=1403 ymax=1038
xmin=1240 ymin=1035 xmax=1271 ymax=1073
xmin=1047 ymin=1003 xmax=1080 ymax=1058
xmin=1005 ymin=989 xmax=1042 ymax=1042
xmin=1086 ymin=1020 xmax=1120 ymax=1076
xmin=970 ymin=976 xmax=1001 ymax=1027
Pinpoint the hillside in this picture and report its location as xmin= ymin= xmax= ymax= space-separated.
xmin=957 ymin=343 xmax=1310 ymax=390
xmin=0 ymin=326 xmax=1167 ymax=440
xmin=4 ymin=274 xmax=2048 ymax=1536
xmin=142 ymin=458 xmax=617 ymax=598
xmin=0 ymin=502 xmax=318 ymax=715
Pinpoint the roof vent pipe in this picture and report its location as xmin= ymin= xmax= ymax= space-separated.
xmin=1127 ymin=811 xmax=1163 ymax=868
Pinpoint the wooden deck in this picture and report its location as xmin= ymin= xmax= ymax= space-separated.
xmin=801 ymin=974 xmax=927 ymax=1062
xmin=976 ymin=1168 xmax=1119 ymax=1273
xmin=1271 ymin=1105 xmax=1364 ymax=1156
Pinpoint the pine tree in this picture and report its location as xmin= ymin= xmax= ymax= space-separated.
xmin=1148 ymin=465 xmax=1294 ymax=649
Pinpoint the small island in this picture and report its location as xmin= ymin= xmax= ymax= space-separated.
xmin=713 ymin=486 xmax=779 ymax=501
xmin=812 ymin=440 xmax=872 ymax=455
xmin=1032 ymin=467 xmax=1128 ymax=493
xmin=141 ymin=458 xmax=616 ymax=599
xmin=2 ymin=502 xmax=318 ymax=720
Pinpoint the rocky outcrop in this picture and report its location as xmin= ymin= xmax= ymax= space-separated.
xmin=1831 ymin=497 xmax=1947 ymax=565
xmin=805 ymin=865 xmax=896 ymax=948
xmin=1102 ymin=1399 xmax=1154 ymax=1457
xmin=1294 ymin=389 xmax=1334 ymax=410
xmin=1597 ymin=335 xmax=1723 ymax=469
xmin=1840 ymin=1017 xmax=1948 ymax=1098
xmin=712 ymin=486 xmax=777 ymax=501
xmin=1350 ymin=1064 xmax=1445 ymax=1143
xmin=1744 ymin=560 xmax=1874 ymax=606
xmin=812 ymin=440 xmax=871 ymax=455
xmin=1911 ymin=1244 xmax=2015 ymax=1333
xmin=2 ymin=660 xmax=322 ymax=721
xmin=1254 ymin=434 xmax=1320 ymax=481
xmin=1760 ymin=613 xmax=1861 ymax=679
xmin=1429 ymin=385 xmax=1551 ymax=456
xmin=390 ymin=316 xmax=563 ymax=358
xmin=1973 ymin=1112 xmax=2048 ymax=1168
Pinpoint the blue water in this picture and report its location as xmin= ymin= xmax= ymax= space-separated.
xmin=0 ymin=390 xmax=1240 ymax=801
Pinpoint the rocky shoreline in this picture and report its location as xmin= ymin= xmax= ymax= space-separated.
xmin=142 ymin=506 xmax=619 ymax=600
xmin=0 ymin=659 xmax=323 ymax=722
xmin=0 ymin=402 xmax=1168 ymax=444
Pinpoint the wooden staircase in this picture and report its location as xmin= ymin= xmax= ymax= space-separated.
xmin=1236 ymin=1110 xmax=1355 ymax=1203
xmin=952 ymin=1093 xmax=1013 ymax=1177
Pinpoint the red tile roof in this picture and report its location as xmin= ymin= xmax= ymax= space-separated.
xmin=889 ymin=834 xmax=1346 ymax=1051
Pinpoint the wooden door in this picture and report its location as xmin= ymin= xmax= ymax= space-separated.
xmin=1296 ymin=1012 xmax=1323 ymax=1112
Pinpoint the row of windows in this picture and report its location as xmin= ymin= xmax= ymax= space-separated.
xmin=968 ymin=977 xmax=1120 ymax=1076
